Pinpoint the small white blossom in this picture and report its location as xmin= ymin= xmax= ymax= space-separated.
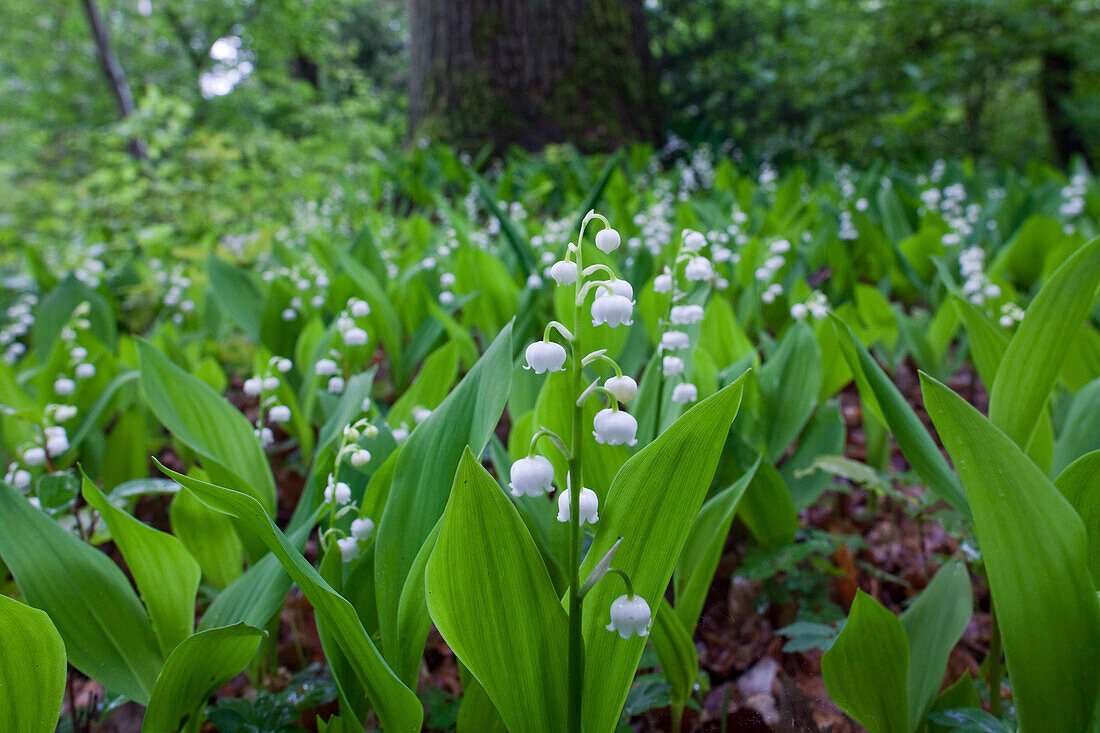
xmin=524 ymin=341 xmax=568 ymax=374
xmin=684 ymin=257 xmax=713 ymax=281
xmin=75 ymin=363 xmax=96 ymax=379
xmin=604 ymin=375 xmax=638 ymax=403
xmin=23 ymin=447 xmax=47 ymax=466
xmin=53 ymin=405 xmax=78 ymax=422
xmin=350 ymin=448 xmax=372 ymax=467
xmin=661 ymin=331 xmax=690 ymax=351
xmin=349 ymin=299 xmax=371 ymax=317
xmin=439 ymin=291 xmax=456 ymax=306
xmin=550 ymin=260 xmax=578 ymax=286
xmin=653 ymin=269 xmax=673 ymax=294
xmin=327 ymin=376 xmax=346 ymax=394
xmin=268 ymin=405 xmax=291 ymax=423
xmin=440 ymin=272 xmax=456 ymax=288
xmin=591 ymin=295 xmax=634 ymax=328
xmin=595 ymin=228 xmax=621 ymax=254
xmin=672 ymin=383 xmax=698 ymax=403
xmin=259 ymin=427 xmax=275 ymax=447
xmin=606 ymin=594 xmax=651 ymax=639
xmin=509 ymin=455 xmax=555 ymax=497
xmin=392 ymin=425 xmax=410 ymax=443
xmin=337 ymin=536 xmax=360 ymax=563
xmin=351 ymin=517 xmax=375 ymax=540
xmin=790 ymin=303 xmax=809 ymax=320
xmin=54 ymin=378 xmax=76 ymax=396
xmin=262 ymin=376 xmax=281 ymax=391
xmin=324 ymin=477 xmax=352 ymax=505
xmin=669 ymin=305 xmax=704 ymax=325
xmin=556 ymin=485 xmax=599 ymax=524
xmin=343 ymin=328 xmax=369 ymax=346
xmin=9 ymin=468 xmax=31 ymax=490
xmin=412 ymin=407 xmax=432 ymax=424
xmin=597 ymin=279 xmax=634 ymax=300
xmin=44 ymin=426 xmax=69 ymax=455
xmin=593 ymin=408 xmax=638 ymax=446
xmin=662 ymin=356 xmax=685 ymax=377
xmin=683 ymin=230 xmax=706 ymax=251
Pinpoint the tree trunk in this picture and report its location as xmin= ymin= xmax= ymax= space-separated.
xmin=408 ymin=0 xmax=661 ymax=152
xmin=81 ymin=0 xmax=147 ymax=159
xmin=1038 ymin=49 xmax=1090 ymax=167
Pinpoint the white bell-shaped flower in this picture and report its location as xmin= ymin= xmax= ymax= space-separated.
xmin=349 ymin=299 xmax=371 ymax=317
xmin=663 ymin=356 xmax=685 ymax=377
xmin=593 ymin=408 xmax=638 ymax=446
xmin=669 ymin=304 xmax=704 ymax=325
xmin=324 ymin=476 xmax=352 ymax=505
xmin=604 ymin=375 xmax=638 ymax=403
xmin=343 ymin=327 xmax=369 ymax=346
xmin=660 ymin=331 xmax=690 ymax=351
xmin=606 ymin=594 xmax=652 ymax=639
xmin=351 ymin=517 xmax=375 ymax=540
xmin=684 ymin=256 xmax=713 ymax=282
xmin=550 ymin=260 xmax=578 ymax=286
xmin=672 ymin=382 xmax=698 ymax=403
xmin=524 ymin=341 xmax=568 ymax=374
xmin=22 ymin=447 xmax=46 ymax=466
xmin=683 ymin=230 xmax=707 ymax=251
xmin=509 ymin=455 xmax=555 ymax=497
xmin=595 ymin=228 xmax=621 ymax=254
xmin=269 ymin=405 xmax=291 ymax=423
xmin=556 ymin=484 xmax=599 ymax=525
xmin=653 ymin=268 xmax=673 ymax=294
xmin=262 ymin=376 xmax=281 ymax=391
xmin=75 ymin=363 xmax=96 ymax=379
xmin=54 ymin=378 xmax=76 ymax=396
xmin=597 ymin=279 xmax=634 ymax=300
xmin=350 ymin=448 xmax=372 ymax=467
xmin=790 ymin=303 xmax=809 ymax=320
xmin=44 ymin=426 xmax=69 ymax=456
xmin=591 ymin=294 xmax=634 ymax=328
xmin=328 ymin=376 xmax=345 ymax=394
xmin=315 ymin=359 xmax=340 ymax=376
xmin=337 ymin=536 xmax=360 ymax=563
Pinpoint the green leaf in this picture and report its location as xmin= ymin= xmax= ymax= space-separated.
xmin=207 ymin=254 xmax=262 ymax=338
xmin=471 ymin=171 xmax=537 ymax=275
xmin=832 ymin=317 xmax=969 ymax=515
xmin=757 ymin=322 xmax=822 ymax=460
xmin=1053 ymin=378 xmax=1100 ymax=475
xmin=137 ymin=340 xmax=276 ymax=516
xmin=0 ymin=595 xmax=66 ymax=733
xmin=169 ymin=488 xmax=243 ymax=590
xmin=989 ymin=237 xmax=1100 ymax=449
xmin=1055 ymin=451 xmax=1100 ymax=591
xmin=822 ymin=591 xmax=910 ymax=733
xmin=651 ymin=599 xmax=698 ymax=708
xmin=579 ymin=375 xmax=747 ymax=733
xmin=0 ymin=481 xmax=162 ymax=704
xmin=156 ymin=465 xmax=422 ymax=733
xmin=374 ymin=322 xmax=512 ymax=675
xmin=900 ymin=561 xmax=973 ymax=731
xmin=141 ymin=623 xmax=264 ymax=733
xmin=82 ymin=474 xmax=200 ymax=658
xmin=425 ymin=449 xmax=568 ymax=733
xmin=736 ymin=460 xmax=799 ymax=548
xmin=674 ymin=460 xmax=760 ymax=630
xmin=922 ymin=373 xmax=1100 ymax=732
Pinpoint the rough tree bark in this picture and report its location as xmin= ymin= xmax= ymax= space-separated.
xmin=408 ymin=0 xmax=661 ymax=152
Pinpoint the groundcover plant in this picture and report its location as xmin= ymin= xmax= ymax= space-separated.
xmin=1 ymin=148 xmax=1100 ymax=732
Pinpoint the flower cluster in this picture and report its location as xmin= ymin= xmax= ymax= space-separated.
xmin=321 ymin=415 xmax=380 ymax=563
xmin=243 ymin=355 xmax=295 ymax=448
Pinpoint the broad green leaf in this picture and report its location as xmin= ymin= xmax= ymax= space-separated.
xmin=58 ymin=371 xmax=139 ymax=462
xmin=651 ymin=599 xmax=697 ymax=708
xmin=471 ymin=170 xmax=537 ymax=275
xmin=83 ymin=475 xmax=200 ymax=657
xmin=169 ymin=488 xmax=243 ymax=590
xmin=456 ymin=672 xmax=507 ymax=733
xmin=737 ymin=460 xmax=798 ymax=548
xmin=207 ymin=254 xmax=262 ymax=338
xmin=0 ymin=481 xmax=162 ymax=704
xmin=579 ymin=376 xmax=747 ymax=733
xmin=387 ymin=340 xmax=460 ymax=429
xmin=674 ymin=460 xmax=760 ymax=630
xmin=951 ymin=296 xmax=1007 ymax=389
xmin=822 ymin=591 xmax=910 ymax=733
xmin=1055 ymin=451 xmax=1100 ymax=591
xmin=832 ymin=317 xmax=969 ymax=515
xmin=425 ymin=449 xmax=568 ymax=733
xmin=0 ymin=595 xmax=66 ymax=733
xmin=922 ymin=373 xmax=1100 ymax=732
xmin=1053 ymin=378 xmax=1100 ymax=475
xmin=989 ymin=237 xmax=1100 ymax=449
xmin=137 ymin=341 xmax=276 ymax=516
xmin=900 ymin=561 xmax=972 ymax=730
xmin=374 ymin=322 xmax=512 ymax=671
xmin=142 ymin=624 xmax=264 ymax=733
xmin=158 ymin=466 xmax=423 ymax=733
xmin=757 ymin=322 xmax=822 ymax=460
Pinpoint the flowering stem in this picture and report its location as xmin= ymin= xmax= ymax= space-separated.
xmin=528 ymin=426 xmax=571 ymax=460
xmin=566 ymin=216 xmax=589 ymax=733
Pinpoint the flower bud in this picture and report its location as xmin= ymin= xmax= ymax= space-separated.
xmin=343 ymin=327 xmax=369 ymax=346
xmin=654 ymin=269 xmax=673 ymax=294
xmin=349 ymin=299 xmax=371 ymax=317
xmin=684 ymin=256 xmax=713 ymax=282
xmin=54 ymin=378 xmax=76 ymax=396
xmin=262 ymin=376 xmax=280 ymax=391
xmin=595 ymin=228 xmax=621 ymax=254
xmin=327 ymin=376 xmax=345 ymax=394
xmin=324 ymin=477 xmax=352 ymax=505
xmin=23 ymin=446 xmax=46 ymax=466
xmin=669 ymin=304 xmax=704 ymax=325
xmin=509 ymin=455 xmax=555 ymax=497
xmin=606 ymin=594 xmax=652 ymax=639
xmin=556 ymin=486 xmax=599 ymax=524
xmin=351 ymin=517 xmax=375 ymax=540
xmin=683 ymin=230 xmax=707 ymax=251
xmin=75 ymin=363 xmax=96 ymax=379
xmin=268 ymin=405 xmax=291 ymax=423
xmin=550 ymin=260 xmax=578 ymax=286
xmin=315 ymin=359 xmax=340 ymax=376
xmin=337 ymin=536 xmax=360 ymax=563
xmin=662 ymin=356 xmax=684 ymax=377
xmin=524 ymin=341 xmax=568 ymax=374
xmin=604 ymin=375 xmax=638 ymax=403
xmin=591 ymin=295 xmax=634 ymax=328
xmin=660 ymin=331 xmax=690 ymax=351
xmin=593 ymin=408 xmax=638 ymax=446
xmin=350 ymin=449 xmax=372 ymax=467
xmin=597 ymin=279 xmax=634 ymax=300
xmin=671 ymin=382 xmax=698 ymax=403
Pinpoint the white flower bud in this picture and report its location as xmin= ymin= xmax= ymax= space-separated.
xmin=509 ymin=455 xmax=555 ymax=497
xmin=324 ymin=477 xmax=352 ymax=505
xmin=343 ymin=327 xmax=368 ymax=346
xmin=262 ymin=376 xmax=281 ymax=391
xmin=524 ymin=341 xmax=568 ymax=374
xmin=526 ymin=274 xmax=542 ymax=289
xmin=597 ymin=279 xmax=634 ymax=300
xmin=669 ymin=304 xmax=704 ymax=325
xmin=275 ymin=358 xmax=293 ymax=373
xmin=23 ymin=447 xmax=47 ymax=466
xmin=337 ymin=536 xmax=360 ymax=563
xmin=662 ymin=356 xmax=685 ymax=377
xmin=54 ymin=378 xmax=76 ymax=396
xmin=550 ymin=260 xmax=578 ymax=286
xmin=591 ymin=294 xmax=634 ymax=328
xmin=556 ymin=486 xmax=599 ymax=524
xmin=260 ymin=427 xmax=274 ymax=447
xmin=351 ymin=517 xmax=375 ymax=540
xmin=343 ymin=425 xmax=361 ymax=442
xmin=268 ymin=405 xmax=291 ymax=423
xmin=412 ymin=407 xmax=432 ymax=424
xmin=439 ymin=291 xmax=456 ymax=305
xmin=595 ymin=228 xmax=621 ymax=254
xmin=684 ymin=257 xmax=713 ymax=282
xmin=653 ymin=271 xmax=673 ymax=294
xmin=683 ymin=230 xmax=707 ymax=251
xmin=70 ymin=347 xmax=88 ymax=362
xmin=350 ymin=448 xmax=372 ymax=467
xmin=327 ymin=376 xmax=345 ymax=394
xmin=672 ymin=382 xmax=698 ymax=403
xmin=282 ymin=308 xmax=297 ymax=321
xmin=392 ymin=425 xmax=409 ymax=443
xmin=606 ymin=594 xmax=652 ymax=639
xmin=53 ymin=405 xmax=78 ymax=422
xmin=593 ymin=408 xmax=638 ymax=446
xmin=349 ymin=299 xmax=371 ymax=317
xmin=769 ymin=239 xmax=791 ymax=254
xmin=790 ymin=303 xmax=809 ymax=320
xmin=604 ymin=375 xmax=638 ymax=403
xmin=661 ymin=331 xmax=690 ymax=351
xmin=75 ymin=363 xmax=96 ymax=379
xmin=440 ymin=272 xmax=456 ymax=288
xmin=10 ymin=469 xmax=31 ymax=490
